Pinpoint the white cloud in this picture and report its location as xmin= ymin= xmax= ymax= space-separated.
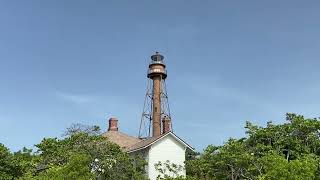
xmin=55 ymin=91 xmax=96 ymax=104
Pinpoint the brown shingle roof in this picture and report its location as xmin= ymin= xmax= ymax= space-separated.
xmin=126 ymin=132 xmax=168 ymax=152
xmin=103 ymin=131 xmax=194 ymax=153
xmin=102 ymin=131 xmax=142 ymax=150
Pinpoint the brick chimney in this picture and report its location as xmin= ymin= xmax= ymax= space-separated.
xmin=162 ymin=116 xmax=171 ymax=134
xmin=108 ymin=117 xmax=118 ymax=131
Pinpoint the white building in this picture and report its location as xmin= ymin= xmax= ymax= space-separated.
xmin=103 ymin=118 xmax=194 ymax=180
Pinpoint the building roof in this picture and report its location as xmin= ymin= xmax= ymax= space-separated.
xmin=102 ymin=130 xmax=142 ymax=150
xmin=126 ymin=131 xmax=194 ymax=153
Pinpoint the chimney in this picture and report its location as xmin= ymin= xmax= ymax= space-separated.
xmin=108 ymin=117 xmax=118 ymax=131
xmin=162 ymin=116 xmax=171 ymax=134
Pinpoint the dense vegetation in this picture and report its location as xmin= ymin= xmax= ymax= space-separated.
xmin=2 ymin=113 xmax=320 ymax=179
xmin=0 ymin=124 xmax=146 ymax=180
xmin=186 ymin=113 xmax=320 ymax=180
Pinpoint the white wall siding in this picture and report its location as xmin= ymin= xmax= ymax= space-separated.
xmin=148 ymin=135 xmax=186 ymax=180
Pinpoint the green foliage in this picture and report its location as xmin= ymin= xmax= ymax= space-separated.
xmin=186 ymin=113 xmax=320 ymax=180
xmin=3 ymin=114 xmax=320 ymax=180
xmin=155 ymin=160 xmax=197 ymax=180
xmin=1 ymin=124 xmax=147 ymax=180
xmin=12 ymin=147 xmax=38 ymax=178
xmin=0 ymin=143 xmax=14 ymax=179
xmin=259 ymin=153 xmax=317 ymax=180
xmin=0 ymin=144 xmax=36 ymax=179
xmin=155 ymin=160 xmax=184 ymax=179
xmin=33 ymin=127 xmax=147 ymax=180
xmin=35 ymin=153 xmax=93 ymax=180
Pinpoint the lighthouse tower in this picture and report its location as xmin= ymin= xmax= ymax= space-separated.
xmin=139 ymin=52 xmax=171 ymax=138
xmin=104 ymin=52 xmax=193 ymax=180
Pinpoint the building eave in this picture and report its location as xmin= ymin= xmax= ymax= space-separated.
xmin=127 ymin=131 xmax=194 ymax=153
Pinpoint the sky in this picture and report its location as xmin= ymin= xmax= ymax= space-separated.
xmin=0 ymin=0 xmax=320 ymax=152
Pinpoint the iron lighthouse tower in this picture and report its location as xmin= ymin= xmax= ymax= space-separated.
xmin=139 ymin=52 xmax=172 ymax=138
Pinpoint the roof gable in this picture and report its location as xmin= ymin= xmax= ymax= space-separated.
xmin=126 ymin=132 xmax=194 ymax=153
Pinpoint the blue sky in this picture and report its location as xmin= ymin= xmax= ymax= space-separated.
xmin=0 ymin=1 xmax=320 ymax=152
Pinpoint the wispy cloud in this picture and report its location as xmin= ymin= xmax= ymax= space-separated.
xmin=174 ymin=74 xmax=280 ymax=117
xmin=53 ymin=90 xmax=141 ymax=121
xmin=55 ymin=91 xmax=96 ymax=104
xmin=178 ymin=75 xmax=258 ymax=104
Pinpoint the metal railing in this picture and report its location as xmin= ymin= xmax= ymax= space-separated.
xmin=148 ymin=68 xmax=167 ymax=74
xmin=150 ymin=60 xmax=165 ymax=65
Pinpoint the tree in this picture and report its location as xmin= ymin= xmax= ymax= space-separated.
xmin=259 ymin=153 xmax=317 ymax=180
xmin=155 ymin=160 xmax=197 ymax=180
xmin=0 ymin=124 xmax=147 ymax=179
xmin=3 ymin=114 xmax=320 ymax=179
xmin=0 ymin=144 xmax=36 ymax=179
xmin=17 ymin=124 xmax=147 ymax=180
xmin=0 ymin=143 xmax=14 ymax=179
xmin=186 ymin=113 xmax=320 ymax=180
